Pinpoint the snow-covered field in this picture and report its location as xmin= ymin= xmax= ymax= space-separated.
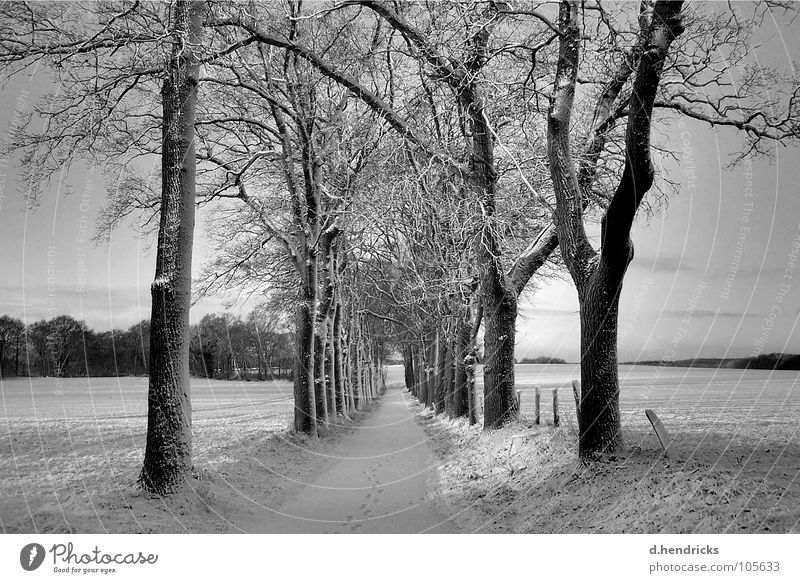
xmin=502 ymin=364 xmax=800 ymax=442
xmin=2 ymin=366 xmax=798 ymax=533
xmin=0 ymin=376 xmax=304 ymax=533
xmin=433 ymin=365 xmax=800 ymax=533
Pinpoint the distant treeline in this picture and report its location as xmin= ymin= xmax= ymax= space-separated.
xmin=0 ymin=311 xmax=294 ymax=380
xmin=517 ymin=356 xmax=568 ymax=365
xmin=626 ymin=353 xmax=800 ymax=371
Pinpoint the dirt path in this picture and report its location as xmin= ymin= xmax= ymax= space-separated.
xmin=250 ymin=387 xmax=459 ymax=533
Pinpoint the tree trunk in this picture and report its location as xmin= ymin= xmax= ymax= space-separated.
xmin=417 ymin=345 xmax=427 ymax=405
xmin=434 ymin=330 xmax=447 ymax=414
xmin=351 ymin=324 xmax=362 ymax=410
xmin=462 ymin=77 xmax=518 ymax=429
xmin=467 ymin=298 xmax=482 ymax=425
xmin=443 ymin=333 xmax=455 ymax=417
xmin=452 ymin=317 xmax=470 ymax=419
xmin=139 ymin=0 xmax=203 ymax=496
xmin=425 ymin=339 xmax=436 ymax=408
xmin=313 ymin=324 xmax=329 ymax=426
xmin=293 ymin=289 xmax=317 ymax=434
xmin=326 ymin=319 xmax=336 ymax=418
xmin=333 ymin=301 xmax=348 ymax=419
xmin=365 ymin=346 xmax=374 ymax=399
xmin=378 ymin=350 xmax=386 ymax=393
xmin=344 ymin=330 xmax=355 ymax=414
xmin=546 ymin=0 xmax=684 ymax=458
xmin=403 ymin=345 xmax=415 ymax=394
xmin=578 ymin=258 xmax=628 ymax=456
xmin=481 ymin=281 xmax=518 ymax=428
xmin=314 ymin=237 xmax=337 ymax=426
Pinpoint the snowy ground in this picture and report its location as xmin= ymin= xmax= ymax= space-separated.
xmin=2 ymin=366 xmax=798 ymax=533
xmin=0 ymin=376 xmax=337 ymax=533
xmin=1 ymin=372 xmax=455 ymax=534
xmin=426 ymin=365 xmax=800 ymax=533
xmin=242 ymin=387 xmax=459 ymax=533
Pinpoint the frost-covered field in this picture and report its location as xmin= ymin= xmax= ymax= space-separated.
xmin=433 ymin=365 xmax=800 ymax=533
xmin=2 ymin=366 xmax=799 ymax=533
xmin=0 ymin=376 xmax=305 ymax=533
xmin=502 ymin=364 xmax=800 ymax=445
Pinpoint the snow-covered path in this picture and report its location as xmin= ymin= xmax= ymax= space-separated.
xmin=256 ymin=387 xmax=459 ymax=533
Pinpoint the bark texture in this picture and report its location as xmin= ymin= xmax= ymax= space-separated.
xmin=548 ymin=0 xmax=684 ymax=457
xmin=139 ymin=0 xmax=203 ymax=496
xmin=294 ymin=288 xmax=317 ymax=434
xmin=333 ymin=301 xmax=348 ymax=418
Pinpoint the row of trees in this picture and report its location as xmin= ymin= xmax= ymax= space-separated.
xmin=1 ymin=314 xmax=145 ymax=378
xmin=0 ymin=311 xmax=295 ymax=380
xmin=2 ymin=0 xmax=797 ymax=494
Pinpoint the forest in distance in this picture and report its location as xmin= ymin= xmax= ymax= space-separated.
xmin=1 ymin=0 xmax=799 ymax=510
xmin=625 ymin=354 xmax=800 ymax=371
xmin=5 ymin=310 xmax=796 ymax=381
xmin=0 ymin=312 xmax=294 ymax=379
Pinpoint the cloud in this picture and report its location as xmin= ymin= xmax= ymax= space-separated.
xmin=0 ymin=284 xmax=241 ymax=331
xmin=660 ymin=308 xmax=759 ymax=319
xmin=706 ymin=264 xmax=785 ymax=280
xmin=0 ymin=284 xmax=150 ymax=329
xmin=630 ymin=253 xmax=694 ymax=273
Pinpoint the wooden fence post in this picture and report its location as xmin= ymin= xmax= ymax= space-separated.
xmin=516 ymin=390 xmax=521 ymax=419
xmin=534 ymin=386 xmax=541 ymax=425
xmin=553 ymin=388 xmax=560 ymax=427
xmin=571 ymin=379 xmax=581 ymax=425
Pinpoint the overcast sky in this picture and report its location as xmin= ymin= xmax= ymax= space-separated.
xmin=1 ymin=5 xmax=798 ymax=362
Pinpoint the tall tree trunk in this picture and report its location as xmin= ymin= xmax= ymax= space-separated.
xmin=344 ymin=330 xmax=355 ymax=414
xmin=482 ymin=289 xmax=518 ymax=428
xmin=313 ymin=324 xmax=329 ymax=426
xmin=139 ymin=0 xmax=203 ymax=495
xmin=547 ymin=0 xmax=685 ymax=457
xmin=403 ymin=345 xmax=415 ymax=394
xmin=351 ymin=322 xmax=362 ymax=410
xmin=461 ymin=66 xmax=518 ymax=429
xmin=443 ymin=332 xmax=455 ymax=417
xmin=417 ymin=345 xmax=428 ymax=405
xmin=452 ymin=316 xmax=470 ymax=418
xmin=578 ymin=257 xmax=628 ymax=455
xmin=333 ymin=301 xmax=348 ymax=419
xmin=471 ymin=95 xmax=518 ymax=427
xmin=366 ymin=345 xmax=374 ymax=399
xmin=434 ymin=330 xmax=447 ymax=414
xmin=424 ymin=338 xmax=436 ymax=408
xmin=313 ymin=236 xmax=337 ymax=426
xmin=294 ymin=286 xmax=317 ymax=434
xmin=377 ymin=349 xmax=385 ymax=394
xmin=325 ymin=320 xmax=334 ymax=417
xmin=466 ymin=299 xmax=482 ymax=425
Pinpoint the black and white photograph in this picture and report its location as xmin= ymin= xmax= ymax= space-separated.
xmin=0 ymin=0 xmax=799 ymax=577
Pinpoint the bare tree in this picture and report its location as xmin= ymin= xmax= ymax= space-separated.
xmin=547 ymin=0 xmax=799 ymax=458
xmin=139 ymin=0 xmax=205 ymax=494
xmin=0 ymin=0 xmax=212 ymax=493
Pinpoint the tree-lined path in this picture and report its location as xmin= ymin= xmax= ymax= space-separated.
xmin=251 ymin=388 xmax=459 ymax=534
xmin=3 ymin=0 xmax=798 ymax=513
